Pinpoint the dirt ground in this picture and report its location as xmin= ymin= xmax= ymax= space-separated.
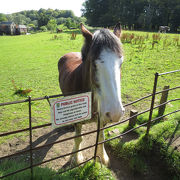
xmin=0 ymin=120 xmax=179 ymax=179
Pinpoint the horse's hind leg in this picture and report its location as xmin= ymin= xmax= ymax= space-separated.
xmin=70 ymin=123 xmax=84 ymax=165
xmin=96 ymin=122 xmax=110 ymax=166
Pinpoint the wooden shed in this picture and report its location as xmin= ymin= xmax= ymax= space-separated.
xmin=0 ymin=22 xmax=28 ymax=35
xmin=16 ymin=25 xmax=28 ymax=35
xmin=0 ymin=21 xmax=16 ymax=35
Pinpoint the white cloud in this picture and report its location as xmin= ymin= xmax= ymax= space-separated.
xmin=0 ymin=0 xmax=85 ymax=16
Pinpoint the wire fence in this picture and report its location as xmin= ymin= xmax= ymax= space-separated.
xmin=0 ymin=70 xmax=179 ymax=179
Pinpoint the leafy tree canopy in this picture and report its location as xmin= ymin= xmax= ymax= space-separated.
xmin=82 ymin=0 xmax=180 ymax=32
xmin=0 ymin=13 xmax=7 ymax=22
xmin=47 ymin=19 xmax=57 ymax=32
xmin=1 ymin=8 xmax=85 ymax=29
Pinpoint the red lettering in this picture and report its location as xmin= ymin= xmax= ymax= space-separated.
xmin=61 ymin=101 xmax=72 ymax=106
xmin=74 ymin=98 xmax=85 ymax=103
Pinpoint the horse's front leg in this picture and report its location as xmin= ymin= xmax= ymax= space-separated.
xmin=70 ymin=123 xmax=84 ymax=165
xmin=96 ymin=121 xmax=110 ymax=166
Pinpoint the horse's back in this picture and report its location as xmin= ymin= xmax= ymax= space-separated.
xmin=58 ymin=52 xmax=83 ymax=93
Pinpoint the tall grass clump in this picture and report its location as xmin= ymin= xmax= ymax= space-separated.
xmin=173 ymin=36 xmax=179 ymax=46
xmin=0 ymin=160 xmax=115 ymax=180
xmin=163 ymin=38 xmax=172 ymax=49
xmin=133 ymin=35 xmax=145 ymax=45
xmin=152 ymin=33 xmax=161 ymax=49
xmin=121 ymin=33 xmax=135 ymax=43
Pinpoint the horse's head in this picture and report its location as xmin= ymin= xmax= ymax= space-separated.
xmin=81 ymin=23 xmax=125 ymax=123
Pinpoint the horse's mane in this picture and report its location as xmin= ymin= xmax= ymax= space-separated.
xmin=81 ymin=29 xmax=123 ymax=62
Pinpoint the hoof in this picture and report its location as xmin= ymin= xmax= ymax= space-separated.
xmin=96 ymin=153 xmax=110 ymax=167
xmin=96 ymin=147 xmax=110 ymax=167
xmin=69 ymin=152 xmax=84 ymax=166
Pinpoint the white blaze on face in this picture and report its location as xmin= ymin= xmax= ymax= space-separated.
xmin=95 ymin=48 xmax=125 ymax=123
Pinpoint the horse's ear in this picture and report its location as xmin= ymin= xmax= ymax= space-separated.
xmin=113 ymin=22 xmax=122 ymax=38
xmin=80 ymin=23 xmax=92 ymax=42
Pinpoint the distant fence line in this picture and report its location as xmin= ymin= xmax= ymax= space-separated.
xmin=0 ymin=70 xmax=180 ymax=179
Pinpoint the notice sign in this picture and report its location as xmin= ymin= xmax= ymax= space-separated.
xmin=50 ymin=92 xmax=91 ymax=128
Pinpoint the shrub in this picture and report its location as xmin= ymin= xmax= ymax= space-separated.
xmin=40 ymin=26 xmax=47 ymax=32
xmin=47 ymin=19 xmax=57 ymax=33
xmin=152 ymin=34 xmax=161 ymax=49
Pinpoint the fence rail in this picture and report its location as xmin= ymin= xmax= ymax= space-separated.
xmin=0 ymin=70 xmax=179 ymax=179
xmin=1 ymin=86 xmax=179 ymax=138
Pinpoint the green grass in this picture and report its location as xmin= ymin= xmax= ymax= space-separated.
xmin=0 ymin=160 xmax=115 ymax=180
xmin=105 ymin=112 xmax=180 ymax=178
xmin=0 ymin=30 xmax=179 ymax=176
xmin=121 ymin=31 xmax=180 ymax=101
xmin=0 ymin=30 xmax=179 ymax=140
xmin=0 ymin=32 xmax=84 ymax=140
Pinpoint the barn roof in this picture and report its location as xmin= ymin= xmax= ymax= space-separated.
xmin=0 ymin=21 xmax=14 ymax=25
xmin=18 ymin=25 xmax=27 ymax=29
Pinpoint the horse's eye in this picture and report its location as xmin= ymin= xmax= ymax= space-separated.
xmin=92 ymin=63 xmax=97 ymax=70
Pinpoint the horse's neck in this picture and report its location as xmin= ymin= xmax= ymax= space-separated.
xmin=82 ymin=59 xmax=98 ymax=114
xmin=82 ymin=59 xmax=91 ymax=91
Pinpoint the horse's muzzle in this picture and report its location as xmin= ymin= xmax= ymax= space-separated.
xmin=105 ymin=108 xmax=125 ymax=122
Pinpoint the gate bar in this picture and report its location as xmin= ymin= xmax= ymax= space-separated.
xmin=159 ymin=69 xmax=180 ymax=76
xmin=146 ymin=72 xmax=159 ymax=135
xmin=28 ymin=96 xmax=33 ymax=179
xmin=1 ymin=98 xmax=179 ymax=162
xmin=94 ymin=112 xmax=100 ymax=162
xmin=98 ymin=109 xmax=180 ymax=145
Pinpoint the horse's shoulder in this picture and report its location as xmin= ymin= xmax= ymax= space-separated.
xmin=59 ymin=52 xmax=81 ymax=61
xmin=58 ymin=52 xmax=83 ymax=93
xmin=58 ymin=52 xmax=82 ymax=67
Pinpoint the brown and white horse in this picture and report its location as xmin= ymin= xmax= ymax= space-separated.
xmin=58 ymin=23 xmax=125 ymax=166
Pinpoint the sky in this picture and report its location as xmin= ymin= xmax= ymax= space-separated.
xmin=0 ymin=0 xmax=85 ymax=17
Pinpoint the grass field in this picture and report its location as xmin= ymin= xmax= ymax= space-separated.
xmin=0 ymin=28 xmax=180 ymax=178
xmin=0 ymin=32 xmax=83 ymax=137
xmin=0 ymin=160 xmax=115 ymax=180
xmin=0 ymin=30 xmax=179 ymax=136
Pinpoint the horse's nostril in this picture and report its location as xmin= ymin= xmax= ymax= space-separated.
xmin=106 ymin=112 xmax=113 ymax=122
xmin=106 ymin=112 xmax=110 ymax=118
xmin=122 ymin=108 xmax=125 ymax=115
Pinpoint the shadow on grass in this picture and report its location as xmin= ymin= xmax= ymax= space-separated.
xmin=167 ymin=121 xmax=179 ymax=147
xmin=166 ymin=116 xmax=180 ymax=155
xmin=17 ymin=125 xmax=74 ymax=166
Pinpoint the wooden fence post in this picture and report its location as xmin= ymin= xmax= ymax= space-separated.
xmin=158 ymin=85 xmax=170 ymax=117
xmin=129 ymin=109 xmax=138 ymax=128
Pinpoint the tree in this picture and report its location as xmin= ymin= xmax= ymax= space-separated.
xmin=65 ymin=18 xmax=78 ymax=29
xmin=47 ymin=19 xmax=57 ymax=32
xmin=82 ymin=0 xmax=109 ymax=26
xmin=82 ymin=0 xmax=180 ymax=32
xmin=13 ymin=13 xmax=29 ymax=24
xmin=0 ymin=13 xmax=7 ymax=22
xmin=57 ymin=17 xmax=66 ymax=25
xmin=38 ymin=12 xmax=50 ymax=28
xmin=1 ymin=9 xmax=83 ymax=31
xmin=28 ymin=23 xmax=36 ymax=31
xmin=58 ymin=10 xmax=75 ymax=18
xmin=40 ymin=26 xmax=47 ymax=32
